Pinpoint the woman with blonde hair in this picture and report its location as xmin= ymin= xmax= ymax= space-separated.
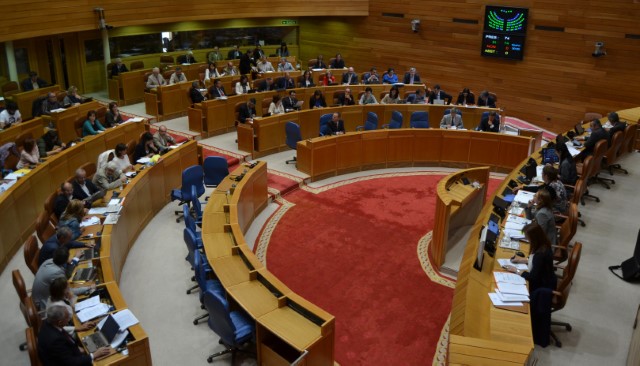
xmin=63 ymin=86 xmax=84 ymax=106
xmin=59 ymin=199 xmax=87 ymax=240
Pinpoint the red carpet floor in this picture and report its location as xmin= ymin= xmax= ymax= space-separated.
xmin=264 ymin=174 xmax=502 ymax=365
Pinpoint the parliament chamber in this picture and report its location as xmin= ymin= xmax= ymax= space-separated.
xmin=1 ymin=1 xmax=640 ymax=365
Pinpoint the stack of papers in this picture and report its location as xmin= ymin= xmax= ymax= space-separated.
xmin=127 ymin=117 xmax=144 ymax=123
xmin=502 ymin=215 xmax=531 ymax=241
xmin=137 ymin=157 xmax=151 ymax=164
xmin=75 ymin=296 xmax=111 ymax=322
xmin=497 ymin=258 xmax=528 ymax=271
xmin=88 ymin=207 xmax=108 ymax=215
xmin=103 ymin=213 xmax=120 ymax=225
xmin=565 ymin=142 xmax=581 ymax=157
xmin=513 ymin=190 xmax=535 ymax=205
xmin=80 ymin=216 xmax=101 ymax=228
xmin=489 ymin=271 xmax=530 ymax=306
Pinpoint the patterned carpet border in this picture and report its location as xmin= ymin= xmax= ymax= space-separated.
xmin=198 ymin=142 xmax=248 ymax=160
xmin=254 ymin=196 xmax=295 ymax=266
xmin=301 ymin=171 xmax=451 ymax=194
xmin=433 ymin=315 xmax=451 ymax=366
xmin=417 ymin=231 xmax=456 ymax=289
xmin=267 ymin=169 xmax=305 ymax=184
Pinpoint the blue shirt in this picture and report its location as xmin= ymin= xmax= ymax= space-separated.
xmin=383 ymin=73 xmax=398 ymax=84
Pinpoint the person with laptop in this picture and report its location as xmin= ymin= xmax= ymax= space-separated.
xmin=93 ymin=161 xmax=127 ymax=191
xmin=37 ymin=127 xmax=66 ymax=157
xmin=47 ymin=277 xmax=98 ymax=332
xmin=72 ymin=168 xmax=104 ymax=205
xmin=541 ymin=165 xmax=568 ymax=214
xmin=39 ymin=226 xmax=90 ymax=267
xmin=575 ymin=119 xmax=609 ymax=155
xmin=38 ymin=303 xmax=111 ymax=365
xmin=153 ymin=126 xmax=176 ymax=153
xmin=428 ymin=84 xmax=452 ymax=105
xmin=556 ymin=141 xmax=578 ymax=185
xmin=32 ymin=247 xmax=91 ymax=309
xmin=282 ymin=90 xmax=303 ymax=112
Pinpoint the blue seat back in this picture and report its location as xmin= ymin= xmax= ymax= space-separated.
xmin=320 ymin=124 xmax=332 ymax=136
xmin=481 ymin=111 xmax=489 ymax=120
xmin=285 ymin=122 xmax=302 ymax=150
xmin=193 ymin=249 xmax=209 ymax=290
xmin=410 ymin=111 xmax=429 ymax=128
xmin=181 ymin=165 xmax=205 ymax=201
xmin=365 ymin=112 xmax=378 ymax=131
xmin=190 ymin=185 xmax=202 ymax=219
xmin=319 ymin=113 xmax=332 ymax=128
xmin=204 ymin=288 xmax=254 ymax=346
xmin=203 ymin=156 xmax=229 ymax=187
xmin=389 ymin=110 xmax=403 ymax=129
xmin=183 ymin=227 xmax=197 ymax=267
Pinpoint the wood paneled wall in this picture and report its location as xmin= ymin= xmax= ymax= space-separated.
xmin=0 ymin=0 xmax=368 ymax=42
xmin=300 ymin=0 xmax=640 ymax=133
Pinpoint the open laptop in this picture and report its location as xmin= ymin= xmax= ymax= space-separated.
xmin=82 ymin=314 xmax=119 ymax=353
xmin=86 ymin=189 xmax=106 ymax=204
xmin=574 ymin=123 xmax=585 ymax=135
xmin=72 ymin=267 xmax=97 ymax=282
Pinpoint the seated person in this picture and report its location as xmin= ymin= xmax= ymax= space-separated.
xmin=111 ymin=58 xmax=128 ymax=77
xmin=133 ymin=132 xmax=159 ymax=162
xmin=282 ymin=91 xmax=302 ymax=111
xmin=277 ymin=73 xmax=296 ymax=90
xmin=328 ymin=112 xmax=345 ymax=135
xmin=227 ymin=45 xmax=242 ymax=60
xmin=104 ymin=102 xmax=123 ymax=127
xmin=93 ymin=161 xmax=126 ymax=191
xmin=0 ymin=142 xmax=20 ymax=174
xmin=258 ymin=78 xmax=276 ymax=92
xmin=330 ymin=53 xmax=345 ymax=69
xmin=412 ymin=88 xmax=427 ymax=104
xmin=309 ymin=90 xmax=327 ymax=109
xmin=181 ymin=50 xmax=197 ymax=64
xmin=299 ymin=70 xmax=315 ymax=88
xmin=21 ymin=71 xmax=48 ymax=91
xmin=53 ymin=182 xmax=74 ymax=220
xmin=223 ymin=62 xmax=239 ymax=76
xmin=576 ymin=119 xmax=609 ymax=155
xmin=62 ymin=86 xmax=84 ymax=106
xmin=504 ymin=222 xmax=557 ymax=293
xmin=428 ymin=85 xmax=452 ymax=104
xmin=41 ymin=92 xmax=62 ymax=115
xmin=38 ymin=227 xmax=87 ymax=268
xmin=17 ymin=137 xmax=40 ymax=169
xmin=208 ymin=79 xmax=227 ymax=98
xmin=268 ymin=95 xmax=285 ymax=115
xmin=72 ymin=168 xmax=103 ymax=204
xmin=456 ymin=88 xmax=475 ymax=105
xmin=58 ymin=199 xmax=87 ymax=240
xmin=253 ymin=44 xmax=265 ymax=59
xmin=257 ymin=57 xmax=275 ymax=73
xmin=524 ymin=188 xmax=557 ymax=245
xmin=277 ymin=58 xmax=295 ymax=72
xmin=169 ymin=67 xmax=187 ymax=84
xmin=153 ymin=125 xmax=176 ymax=152
xmin=382 ymin=68 xmax=398 ymax=84
xmin=321 ymin=70 xmax=336 ymax=86
xmin=205 ymin=62 xmax=222 ymax=81
xmin=607 ymin=112 xmax=627 ymax=139
xmin=238 ymin=98 xmax=257 ymax=124
xmin=0 ymin=101 xmax=21 ymax=129
xmin=208 ymin=47 xmax=224 ymax=62
xmin=47 ymin=277 xmax=100 ymax=333
xmin=146 ymin=67 xmax=167 ymax=89
xmin=363 ymin=68 xmax=381 ymax=84
xmin=359 ymin=87 xmax=378 ymax=105
xmin=37 ymin=127 xmax=67 ymax=157
xmin=341 ymin=67 xmax=359 ymax=85
xmin=440 ymin=108 xmax=464 ymax=129
xmin=276 ymin=42 xmax=290 ymax=57
xmin=381 ymin=87 xmax=401 ymax=104
xmin=557 ymin=142 xmax=577 ymax=185
xmin=32 ymin=246 xmax=90 ymax=310
xmin=190 ymin=81 xmax=206 ymax=104
xmin=235 ymin=75 xmax=252 ymax=95
xmin=477 ymin=90 xmax=496 ymax=108
xmin=339 ymin=88 xmax=356 ymax=106
xmin=82 ymin=110 xmax=105 ymax=137
xmin=479 ymin=111 xmax=500 ymax=132
xmin=312 ymin=55 xmax=327 ymax=69
xmin=112 ymin=143 xmax=134 ymax=173
xmin=403 ymin=68 xmax=421 ymax=84
xmin=542 ymin=165 xmax=568 ymax=214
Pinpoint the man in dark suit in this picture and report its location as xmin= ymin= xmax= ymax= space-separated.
xmin=578 ymin=119 xmax=610 ymax=155
xmin=339 ymin=88 xmax=355 ymax=106
xmin=189 ymin=81 xmax=206 ymax=104
xmin=53 ymin=182 xmax=74 ymax=220
xmin=258 ymin=78 xmax=276 ymax=92
xmin=111 ymin=58 xmax=128 ymax=77
xmin=239 ymin=50 xmax=256 ymax=75
xmin=38 ymin=226 xmax=88 ymax=267
xmin=21 ymin=71 xmax=48 ymax=91
xmin=38 ymin=304 xmax=111 ymax=365
xmin=479 ymin=111 xmax=500 ymax=132
xmin=341 ymin=67 xmax=358 ymax=85
xmin=428 ymin=84 xmax=452 ymax=105
xmin=238 ymin=98 xmax=257 ymax=124
xmin=477 ymin=90 xmax=497 ymax=108
xmin=456 ymin=88 xmax=475 ymax=105
xmin=277 ymin=73 xmax=296 ymax=90
xmin=607 ymin=112 xmax=627 ymax=142
xmin=282 ymin=90 xmax=302 ymax=111
xmin=208 ymin=79 xmax=227 ymax=98
xmin=71 ymin=168 xmax=103 ymax=205
xmin=227 ymin=45 xmax=241 ymax=60
xmin=403 ymin=68 xmax=421 ymax=84
xmin=328 ymin=112 xmax=345 ymax=135
xmin=312 ymin=55 xmax=327 ymax=69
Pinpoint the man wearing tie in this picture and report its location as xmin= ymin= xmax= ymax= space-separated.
xmin=341 ymin=67 xmax=358 ymax=85
xmin=209 ymin=79 xmax=227 ymax=98
xmin=403 ymin=67 xmax=421 ymax=84
xmin=282 ymin=90 xmax=302 ymax=111
xmin=238 ymin=99 xmax=257 ymax=125
xmin=440 ymin=108 xmax=464 ymax=129
xmin=328 ymin=112 xmax=345 ymax=135
xmin=428 ymin=84 xmax=452 ymax=105
xmin=278 ymin=72 xmax=296 ymax=90
xmin=227 ymin=45 xmax=242 ymax=60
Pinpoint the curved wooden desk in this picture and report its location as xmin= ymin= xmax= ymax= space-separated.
xmin=296 ymin=129 xmax=533 ymax=182
xmin=202 ymin=161 xmax=335 ymax=366
xmin=0 ymin=117 xmax=47 ymax=146
xmin=432 ymin=167 xmax=489 ymax=268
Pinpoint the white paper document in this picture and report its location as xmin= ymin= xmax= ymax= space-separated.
xmin=496 ymin=282 xmax=529 ymax=297
xmin=80 ymin=216 xmax=101 ymax=228
xmin=513 ymin=190 xmax=535 ymax=205
xmin=113 ymin=309 xmax=140 ymax=329
xmin=77 ymin=302 xmax=110 ymax=323
xmin=136 ymin=157 xmax=152 ymax=164
xmin=494 ymin=271 xmax=527 ymax=285
xmin=497 ymin=258 xmax=528 ymax=271
xmin=565 ymin=142 xmax=581 ymax=157
xmin=104 ymin=214 xmax=120 ymax=225
xmin=128 ymin=117 xmax=144 ymax=123
xmin=88 ymin=207 xmax=108 ymax=215
xmin=75 ymin=295 xmax=101 ymax=312
xmin=489 ymin=292 xmax=523 ymax=306
xmin=495 ymin=289 xmax=529 ymax=303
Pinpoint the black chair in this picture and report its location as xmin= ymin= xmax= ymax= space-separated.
xmin=285 ymin=122 xmax=302 ymax=164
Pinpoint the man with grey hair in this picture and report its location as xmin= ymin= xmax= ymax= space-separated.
xmin=153 ymin=125 xmax=176 ymax=152
xmin=111 ymin=58 xmax=128 ymax=77
xmin=38 ymin=226 xmax=90 ymax=267
xmin=33 ymin=247 xmax=91 ymax=309
xmin=54 ymin=182 xmax=74 ymax=219
xmin=440 ymin=107 xmax=464 ymax=129
xmin=72 ymin=168 xmax=103 ymax=204
xmin=38 ymin=303 xmax=111 ymax=364
xmin=403 ymin=67 xmax=421 ymax=84
xmin=93 ymin=161 xmax=126 ymax=191
xmin=146 ymin=67 xmax=167 ymax=89
xmin=277 ymin=57 xmax=295 ymax=72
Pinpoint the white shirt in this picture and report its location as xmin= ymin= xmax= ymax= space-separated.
xmin=0 ymin=110 xmax=21 ymax=128
xmin=169 ymin=73 xmax=186 ymax=85
xmin=235 ymin=82 xmax=250 ymax=95
xmin=277 ymin=63 xmax=295 ymax=71
xmin=258 ymin=61 xmax=275 ymax=73
xmin=268 ymin=102 xmax=284 ymax=115
xmin=204 ymin=68 xmax=221 ymax=80
xmin=112 ymin=155 xmax=131 ymax=172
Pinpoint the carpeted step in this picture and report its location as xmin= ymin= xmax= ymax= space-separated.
xmin=267 ymin=171 xmax=303 ymax=199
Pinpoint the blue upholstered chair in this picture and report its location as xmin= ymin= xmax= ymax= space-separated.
xmin=193 ymin=250 xmax=225 ymax=325
xmin=356 ymin=112 xmax=378 ymax=131
xmin=190 ymin=185 xmax=204 ymax=225
xmin=410 ymin=111 xmax=429 ymax=128
xmin=170 ymin=165 xmax=205 ymax=223
xmin=203 ymin=156 xmax=229 ymax=187
xmin=382 ymin=110 xmax=403 ymax=129
xmin=285 ymin=122 xmax=302 ymax=164
xmin=204 ymin=288 xmax=255 ymax=363
xmin=183 ymin=205 xmax=202 ymax=247
xmin=319 ymin=113 xmax=332 ymax=136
